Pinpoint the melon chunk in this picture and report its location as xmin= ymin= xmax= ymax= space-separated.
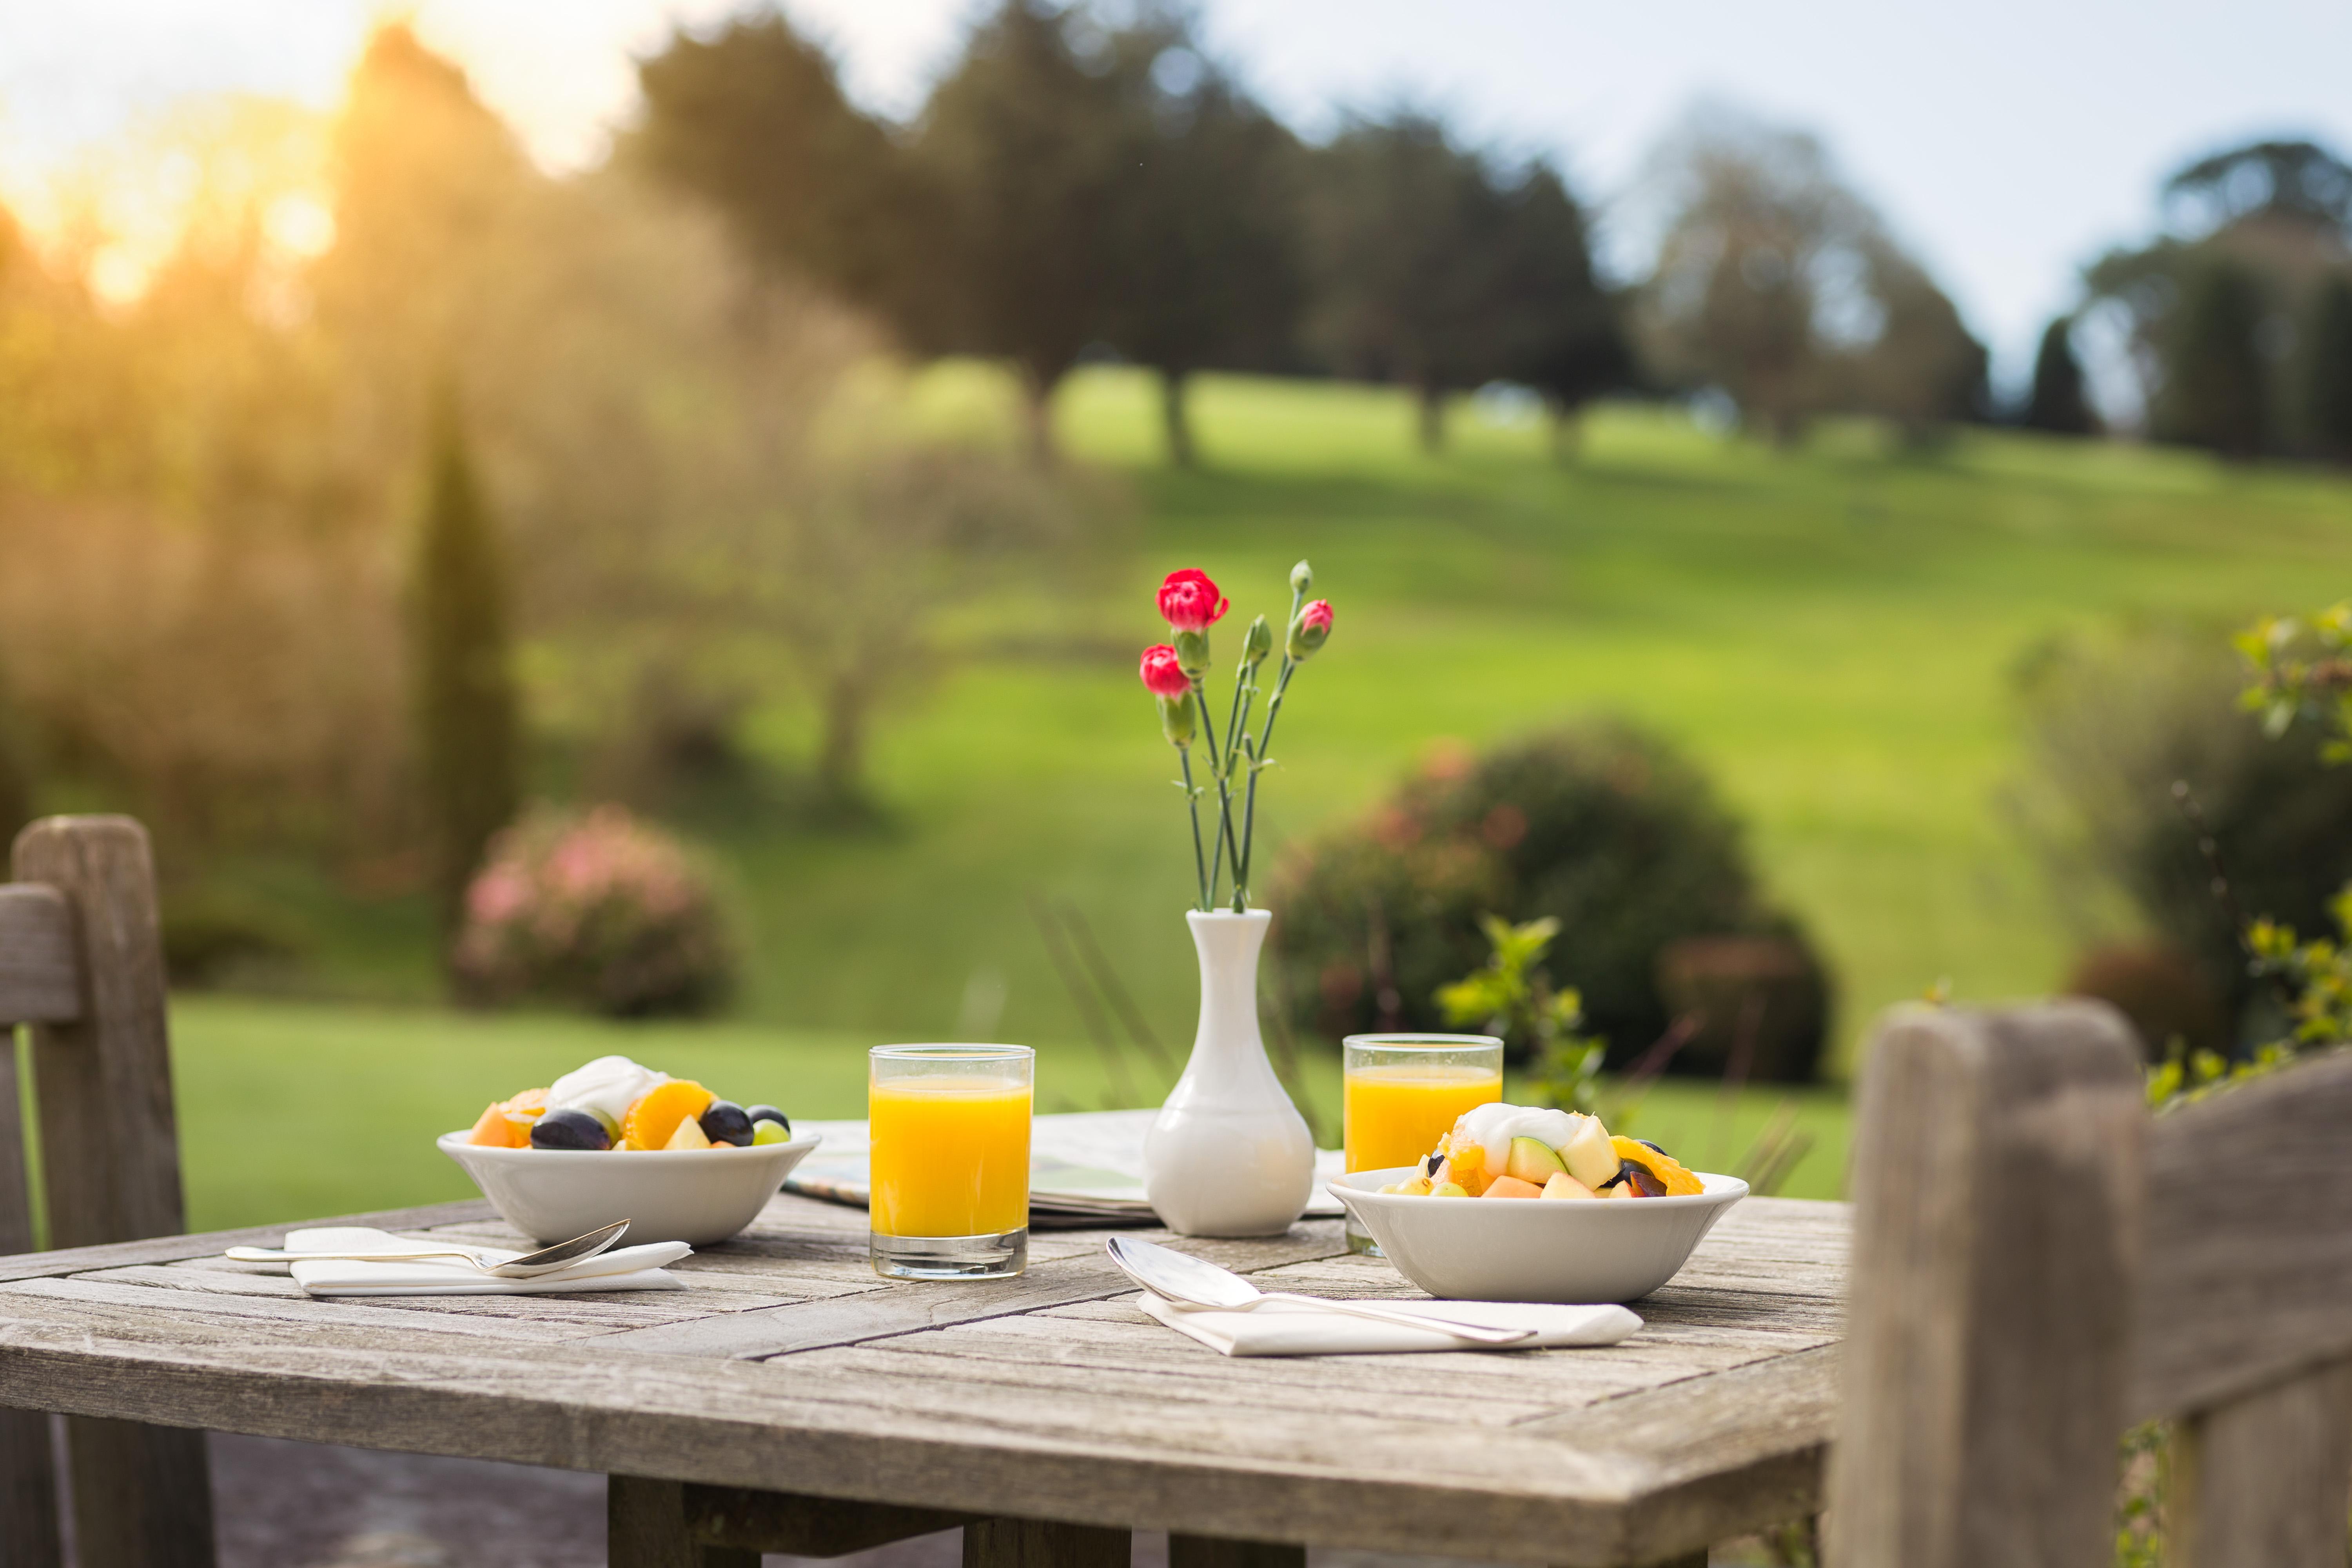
xmin=664 ymin=1114 xmax=713 ymax=1150
xmin=1562 ymin=1114 xmax=1619 ymax=1191
xmin=1481 ymin=1175 xmax=1544 ymax=1199
xmin=1541 ymin=1172 xmax=1598 ymax=1201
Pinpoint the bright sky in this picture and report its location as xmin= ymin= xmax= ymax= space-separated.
xmin=4 ymin=0 xmax=2349 ymax=393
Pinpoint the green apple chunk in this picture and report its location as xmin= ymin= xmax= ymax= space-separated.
xmin=1563 ymin=1116 xmax=1619 ymax=1191
xmin=1504 ymin=1135 xmax=1569 ymax=1184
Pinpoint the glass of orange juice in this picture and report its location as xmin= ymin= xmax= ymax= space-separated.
xmin=1342 ymin=1033 xmax=1504 ymax=1255
xmin=868 ymin=1044 xmax=1034 ymax=1280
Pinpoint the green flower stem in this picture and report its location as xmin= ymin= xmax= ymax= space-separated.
xmin=1178 ymin=744 xmax=1210 ymax=912
xmin=1232 ymin=656 xmax=1296 ymax=909
xmin=1191 ymin=675 xmax=1242 ymax=906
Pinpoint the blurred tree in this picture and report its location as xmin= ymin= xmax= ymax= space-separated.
xmin=2023 ymin=314 xmax=2097 ymax=434
xmin=2164 ymin=256 xmax=2271 ymax=459
xmin=913 ymin=0 xmax=1131 ymax=465
xmin=1102 ymin=11 xmax=1303 ymax=468
xmin=1305 ymin=112 xmax=1515 ymax=452
xmin=2302 ymin=273 xmax=2352 ymax=464
xmin=633 ymin=16 xmax=940 ymax=348
xmin=1842 ymin=238 xmax=1989 ymax=441
xmin=1492 ymin=164 xmax=1633 ymax=461
xmin=1639 ymin=106 xmax=1984 ymax=445
xmin=2087 ymin=137 xmax=2352 ymax=454
xmin=413 ymin=396 xmax=520 ymax=946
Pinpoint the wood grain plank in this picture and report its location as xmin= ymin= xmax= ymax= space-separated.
xmin=966 ymin=1517 xmax=1127 ymax=1568
xmin=0 ymin=1199 xmax=495 ymax=1282
xmin=0 ymin=886 xmax=78 ymax=1026
xmin=2170 ymin=1361 xmax=2352 ymax=1568
xmin=611 ymin=1474 xmax=758 ymax=1568
xmin=604 ymin=1230 xmax=1354 ymax=1359
xmin=0 ymin=1274 xmax=627 ymax=1342
xmin=2129 ymin=1053 xmax=2352 ymax=1419
xmin=14 ymin=818 xmax=183 ymax=1250
xmin=1824 ymin=1003 xmax=2144 ymax=1568
xmin=0 ymin=1279 xmax=1825 ymax=1565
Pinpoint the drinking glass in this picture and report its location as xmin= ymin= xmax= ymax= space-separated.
xmin=1341 ymin=1033 xmax=1503 ymax=1256
xmin=868 ymin=1044 xmax=1034 ymax=1280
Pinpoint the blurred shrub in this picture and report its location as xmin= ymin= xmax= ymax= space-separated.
xmin=1655 ymin=934 xmax=1830 ymax=1083
xmin=1271 ymin=721 xmax=1828 ymax=1074
xmin=452 ymin=805 xmax=735 ymax=1017
xmin=162 ymin=893 xmax=304 ymax=989
xmin=2062 ymin=940 xmax=2230 ymax=1061
xmin=2011 ymin=626 xmax=2352 ymax=1039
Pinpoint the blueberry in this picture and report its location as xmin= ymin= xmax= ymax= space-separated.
xmin=530 ymin=1109 xmax=612 ymax=1151
xmin=744 ymin=1105 xmax=790 ymax=1137
xmin=699 ymin=1101 xmax=755 ymax=1147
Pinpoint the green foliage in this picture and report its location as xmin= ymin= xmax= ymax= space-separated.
xmin=2237 ymin=603 xmax=2352 ymax=757
xmin=412 ymin=399 xmax=521 ymax=939
xmin=2024 ymin=314 xmax=2097 ymax=436
xmin=1272 ymin=720 xmax=1806 ymax=1067
xmin=1435 ymin=915 xmax=1604 ymax=1113
xmin=2112 ymin=1421 xmax=2169 ymax=1568
xmin=2015 ymin=626 xmax=2352 ymax=1033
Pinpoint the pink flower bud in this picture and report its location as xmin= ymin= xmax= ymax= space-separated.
xmin=1287 ymin=599 xmax=1333 ymax=659
xmin=1157 ymin=569 xmax=1228 ymax=633
xmin=1139 ymin=643 xmax=1190 ymax=697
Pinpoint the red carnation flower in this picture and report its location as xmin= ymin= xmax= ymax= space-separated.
xmin=1138 ymin=644 xmax=1190 ymax=697
xmin=1157 ymin=569 xmax=1229 ymax=633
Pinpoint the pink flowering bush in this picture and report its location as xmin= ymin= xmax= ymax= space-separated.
xmin=453 ymin=805 xmax=735 ymax=1016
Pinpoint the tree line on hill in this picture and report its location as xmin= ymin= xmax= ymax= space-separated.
xmin=632 ymin=3 xmax=1988 ymax=462
xmin=2026 ymin=140 xmax=2352 ymax=462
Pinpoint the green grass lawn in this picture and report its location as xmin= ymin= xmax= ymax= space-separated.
xmin=162 ymin=367 xmax=2352 ymax=1231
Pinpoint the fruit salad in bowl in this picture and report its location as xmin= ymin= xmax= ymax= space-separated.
xmin=1330 ymin=1102 xmax=1744 ymax=1303
xmin=439 ymin=1055 xmax=819 ymax=1244
xmin=465 ymin=1054 xmax=794 ymax=1153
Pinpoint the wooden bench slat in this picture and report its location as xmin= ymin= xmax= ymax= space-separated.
xmin=2129 ymin=1053 xmax=2352 ymax=1420
xmin=0 ymin=886 xmax=78 ymax=1026
xmin=2170 ymin=1361 xmax=2352 ymax=1568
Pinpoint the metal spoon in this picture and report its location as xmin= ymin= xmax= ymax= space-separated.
xmin=228 ymin=1219 xmax=632 ymax=1279
xmin=1106 ymin=1235 xmax=1534 ymax=1345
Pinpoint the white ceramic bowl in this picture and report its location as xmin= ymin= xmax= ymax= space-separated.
xmin=437 ymin=1131 xmax=822 ymax=1245
xmin=1330 ymin=1165 xmax=1748 ymax=1303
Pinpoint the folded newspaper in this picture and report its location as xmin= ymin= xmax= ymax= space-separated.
xmin=787 ymin=1107 xmax=1347 ymax=1229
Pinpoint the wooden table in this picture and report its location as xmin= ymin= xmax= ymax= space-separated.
xmin=0 ymin=1190 xmax=1846 ymax=1568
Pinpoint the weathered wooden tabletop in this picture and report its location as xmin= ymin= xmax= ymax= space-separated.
xmin=0 ymin=1191 xmax=1846 ymax=1567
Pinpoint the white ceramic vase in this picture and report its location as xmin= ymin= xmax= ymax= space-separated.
xmin=1143 ymin=908 xmax=1316 ymax=1237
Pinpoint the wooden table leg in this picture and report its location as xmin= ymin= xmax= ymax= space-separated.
xmin=610 ymin=1475 xmax=757 ymax=1568
xmin=0 ymin=1407 xmax=61 ymax=1568
xmin=65 ymin=1416 xmax=215 ymax=1568
xmin=1169 ymin=1534 xmax=1303 ymax=1568
xmin=965 ymin=1517 xmax=1129 ymax=1568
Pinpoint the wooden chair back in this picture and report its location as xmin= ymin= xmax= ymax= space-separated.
xmin=0 ymin=815 xmax=214 ymax=1568
xmin=1827 ymin=1001 xmax=2352 ymax=1568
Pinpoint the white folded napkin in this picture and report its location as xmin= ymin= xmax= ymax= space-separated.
xmin=258 ymin=1227 xmax=693 ymax=1298
xmin=1136 ymin=1290 xmax=1641 ymax=1357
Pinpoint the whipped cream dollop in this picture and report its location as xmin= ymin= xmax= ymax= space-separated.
xmin=1455 ymin=1102 xmax=1586 ymax=1174
xmin=548 ymin=1054 xmax=669 ymax=1128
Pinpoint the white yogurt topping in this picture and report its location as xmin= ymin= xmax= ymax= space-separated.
xmin=548 ymin=1054 xmax=669 ymax=1128
xmin=1455 ymin=1102 xmax=1586 ymax=1174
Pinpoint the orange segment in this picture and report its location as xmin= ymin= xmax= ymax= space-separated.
xmin=1611 ymin=1135 xmax=1705 ymax=1196
xmin=621 ymin=1080 xmax=715 ymax=1152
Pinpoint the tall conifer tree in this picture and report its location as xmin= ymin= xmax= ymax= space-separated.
xmin=2023 ymin=315 xmax=2096 ymax=435
xmin=413 ymin=394 xmax=520 ymax=947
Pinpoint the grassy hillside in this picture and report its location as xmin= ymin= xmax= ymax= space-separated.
xmin=162 ymin=366 xmax=2352 ymax=1229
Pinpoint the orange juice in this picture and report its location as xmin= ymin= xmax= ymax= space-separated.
xmin=1344 ymin=1063 xmax=1502 ymax=1173
xmin=869 ymin=1075 xmax=1032 ymax=1236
